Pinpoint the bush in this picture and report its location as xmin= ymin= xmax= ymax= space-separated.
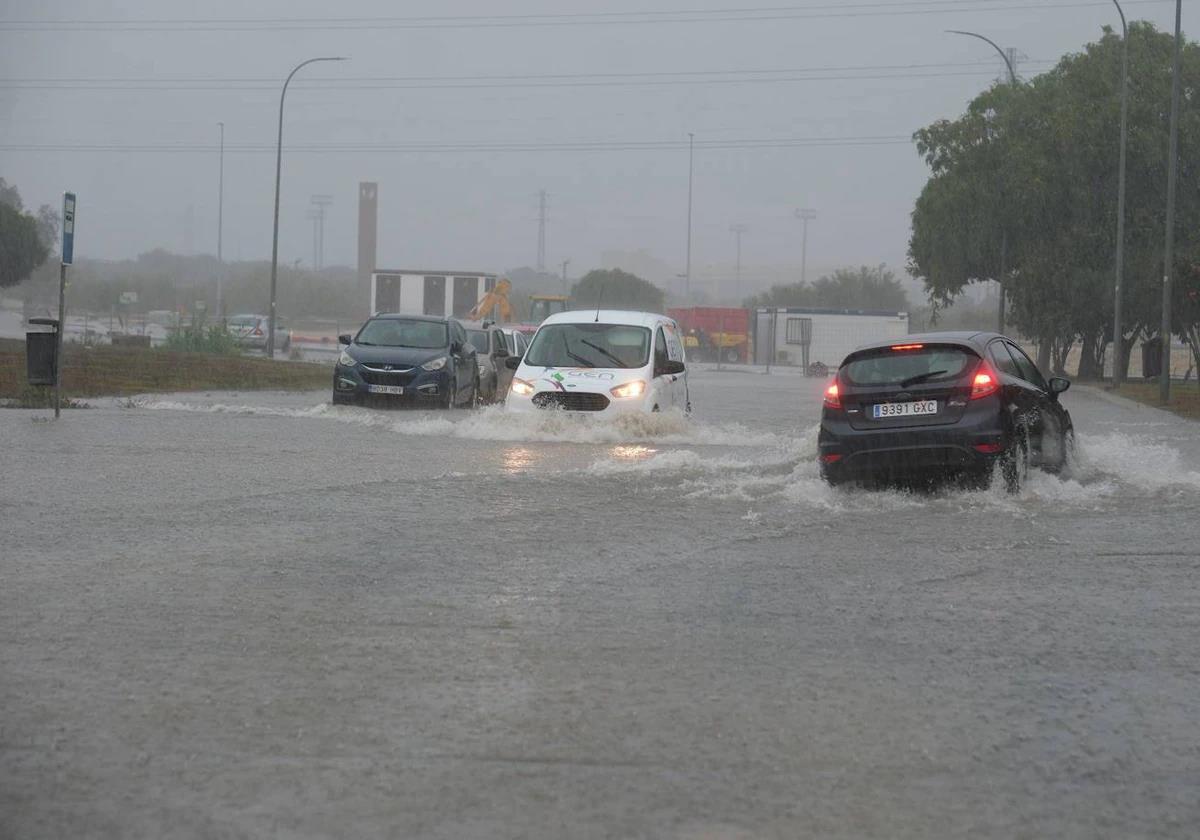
xmin=163 ymin=325 xmax=240 ymax=355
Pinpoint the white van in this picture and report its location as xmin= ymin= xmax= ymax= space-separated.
xmin=504 ymin=310 xmax=690 ymax=414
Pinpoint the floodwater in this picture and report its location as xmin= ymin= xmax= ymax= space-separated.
xmin=2 ymin=371 xmax=1199 ymax=838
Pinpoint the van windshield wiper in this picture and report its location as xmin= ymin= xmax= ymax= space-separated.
xmin=899 ymin=370 xmax=947 ymax=387
xmin=580 ymin=339 xmax=628 ymax=368
xmin=565 ymin=350 xmax=596 ymax=368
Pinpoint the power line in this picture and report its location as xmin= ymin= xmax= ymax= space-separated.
xmin=0 ymin=59 xmax=1051 ymax=87
xmin=0 ymin=0 xmax=1170 ymax=31
xmin=0 ymin=134 xmax=914 ymax=155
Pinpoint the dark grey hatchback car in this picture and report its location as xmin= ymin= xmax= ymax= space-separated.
xmin=818 ymin=332 xmax=1073 ymax=491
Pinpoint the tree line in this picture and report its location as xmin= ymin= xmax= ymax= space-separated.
xmin=908 ymin=22 xmax=1200 ymax=380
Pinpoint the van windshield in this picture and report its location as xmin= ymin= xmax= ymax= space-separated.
xmin=525 ymin=323 xmax=651 ymax=369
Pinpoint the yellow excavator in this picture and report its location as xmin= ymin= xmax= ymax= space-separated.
xmin=467 ymin=277 xmax=514 ymax=323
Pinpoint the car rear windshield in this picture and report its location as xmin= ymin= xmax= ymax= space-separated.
xmin=525 ymin=323 xmax=651 ymax=369
xmin=841 ymin=345 xmax=976 ymax=386
xmin=229 ymin=316 xmax=259 ymax=327
xmin=356 ymin=319 xmax=448 ymax=349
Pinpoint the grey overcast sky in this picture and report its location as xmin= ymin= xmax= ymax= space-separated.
xmin=0 ymin=0 xmax=1183 ymax=299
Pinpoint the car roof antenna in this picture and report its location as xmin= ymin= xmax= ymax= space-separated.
xmin=595 ymin=284 xmax=604 ymax=322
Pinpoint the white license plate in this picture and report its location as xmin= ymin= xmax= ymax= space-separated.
xmin=872 ymin=399 xmax=937 ymax=419
xmin=367 ymin=385 xmax=404 ymax=395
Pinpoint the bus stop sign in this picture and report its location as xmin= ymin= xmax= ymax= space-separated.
xmin=62 ymin=192 xmax=76 ymax=265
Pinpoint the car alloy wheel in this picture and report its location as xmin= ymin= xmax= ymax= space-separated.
xmin=1001 ymin=429 xmax=1030 ymax=494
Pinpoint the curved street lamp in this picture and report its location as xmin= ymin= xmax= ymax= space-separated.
xmin=267 ymin=56 xmax=347 ymax=358
xmin=948 ymin=29 xmax=1017 ymax=333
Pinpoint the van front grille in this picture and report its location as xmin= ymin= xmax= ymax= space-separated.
xmin=531 ymin=392 xmax=610 ymax=412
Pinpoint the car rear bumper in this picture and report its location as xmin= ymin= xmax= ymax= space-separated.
xmin=819 ymin=407 xmax=1005 ymax=482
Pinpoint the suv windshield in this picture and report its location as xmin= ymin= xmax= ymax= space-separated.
xmin=525 ymin=323 xmax=651 ymax=369
xmin=842 ymin=346 xmax=975 ymax=386
xmin=356 ymin=319 xmax=448 ymax=349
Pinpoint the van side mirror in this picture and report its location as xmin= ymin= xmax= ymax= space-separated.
xmin=660 ymin=360 xmax=686 ymax=376
xmin=1048 ymin=376 xmax=1071 ymax=397
xmin=338 ymin=333 xmax=352 ymax=345
xmin=505 ymin=355 xmax=521 ymax=370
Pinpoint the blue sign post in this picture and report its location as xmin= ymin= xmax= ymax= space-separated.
xmin=55 ymin=192 xmax=76 ymax=418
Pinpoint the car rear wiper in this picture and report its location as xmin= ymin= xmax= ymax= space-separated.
xmin=579 ymin=339 xmax=628 ymax=368
xmin=899 ymin=370 xmax=948 ymax=387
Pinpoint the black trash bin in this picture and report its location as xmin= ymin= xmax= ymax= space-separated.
xmin=1141 ymin=340 xmax=1163 ymax=379
xmin=26 ymin=319 xmax=59 ymax=386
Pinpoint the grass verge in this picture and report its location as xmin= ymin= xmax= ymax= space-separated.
xmin=0 ymin=338 xmax=329 ymax=407
xmin=1105 ymin=380 xmax=1200 ymax=421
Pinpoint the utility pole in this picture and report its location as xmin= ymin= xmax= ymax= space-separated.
xmin=1112 ymin=0 xmax=1130 ymax=387
xmin=560 ymin=258 xmax=570 ymax=294
xmin=729 ymin=224 xmax=748 ymax=303
xmin=685 ymin=133 xmax=694 ymax=299
xmin=795 ymin=209 xmax=817 ymax=285
xmin=216 ymin=122 xmax=224 ymax=320
xmin=306 ymin=207 xmax=321 ymax=270
xmin=537 ymin=189 xmax=547 ymax=273
xmin=310 ymin=194 xmax=333 ymax=271
xmin=1161 ymin=0 xmax=1182 ymax=404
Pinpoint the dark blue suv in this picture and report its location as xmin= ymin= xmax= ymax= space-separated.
xmin=332 ymin=314 xmax=479 ymax=408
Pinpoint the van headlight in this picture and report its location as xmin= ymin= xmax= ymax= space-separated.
xmin=610 ymin=380 xmax=646 ymax=399
xmin=338 ymin=350 xmax=356 ymax=366
xmin=510 ymin=377 xmax=535 ymax=396
xmin=421 ymin=356 xmax=448 ymax=371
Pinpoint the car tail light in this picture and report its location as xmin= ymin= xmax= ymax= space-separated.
xmin=820 ymin=453 xmax=843 ymax=464
xmin=970 ymin=361 xmax=1000 ymax=400
xmin=823 ymin=378 xmax=842 ymax=410
xmin=973 ymin=441 xmax=1003 ymax=454
xmin=253 ymin=325 xmax=264 ymax=336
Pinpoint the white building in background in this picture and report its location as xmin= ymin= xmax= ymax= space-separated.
xmin=369 ymin=270 xmax=497 ymax=318
xmin=753 ymin=307 xmax=910 ymax=369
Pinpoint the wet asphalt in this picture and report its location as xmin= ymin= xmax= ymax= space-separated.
xmin=2 ymin=371 xmax=1199 ymax=839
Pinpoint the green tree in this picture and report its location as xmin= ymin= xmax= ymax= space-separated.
xmin=0 ymin=201 xmax=51 ymax=289
xmin=744 ymin=264 xmax=909 ymax=311
xmin=571 ymin=268 xmax=664 ymax=313
xmin=908 ymin=23 xmax=1200 ymax=379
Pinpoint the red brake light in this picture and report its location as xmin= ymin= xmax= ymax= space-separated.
xmin=823 ymin=379 xmax=842 ymax=410
xmin=970 ymin=361 xmax=1000 ymax=400
xmin=890 ymin=343 xmax=924 ymax=351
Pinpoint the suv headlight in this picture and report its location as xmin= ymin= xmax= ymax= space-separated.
xmin=338 ymin=350 xmax=356 ymax=366
xmin=421 ymin=356 xmax=448 ymax=371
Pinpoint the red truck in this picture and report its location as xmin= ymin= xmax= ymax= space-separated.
xmin=668 ymin=306 xmax=751 ymax=364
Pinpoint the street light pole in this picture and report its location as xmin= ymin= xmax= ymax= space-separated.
xmin=795 ymin=209 xmax=816 ymax=285
xmin=217 ymin=121 xmax=225 ymax=321
xmin=1112 ymin=0 xmax=1130 ymax=387
xmin=685 ymin=132 xmax=694 ymax=300
xmin=267 ymin=55 xmax=346 ymax=358
xmin=1160 ymin=0 xmax=1182 ymax=404
xmin=948 ymin=30 xmax=1017 ymax=334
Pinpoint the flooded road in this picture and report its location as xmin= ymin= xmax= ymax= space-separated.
xmin=2 ymin=371 xmax=1199 ymax=838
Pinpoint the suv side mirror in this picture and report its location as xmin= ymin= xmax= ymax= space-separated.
xmin=451 ymin=340 xmax=463 ymax=354
xmin=1048 ymin=376 xmax=1071 ymax=397
xmin=338 ymin=333 xmax=352 ymax=345
xmin=505 ymin=355 xmax=521 ymax=370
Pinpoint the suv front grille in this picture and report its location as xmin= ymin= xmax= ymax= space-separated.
xmin=532 ymin=391 xmax=610 ymax=412
xmin=360 ymin=366 xmax=416 ymax=386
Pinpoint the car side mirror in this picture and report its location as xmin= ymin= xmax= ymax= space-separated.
xmin=338 ymin=333 xmax=352 ymax=345
xmin=1048 ymin=376 xmax=1071 ymax=397
xmin=451 ymin=341 xmax=463 ymax=354
xmin=661 ymin=360 xmax=686 ymax=376
xmin=504 ymin=355 xmax=521 ymax=370
xmin=494 ymin=345 xmax=509 ymax=358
